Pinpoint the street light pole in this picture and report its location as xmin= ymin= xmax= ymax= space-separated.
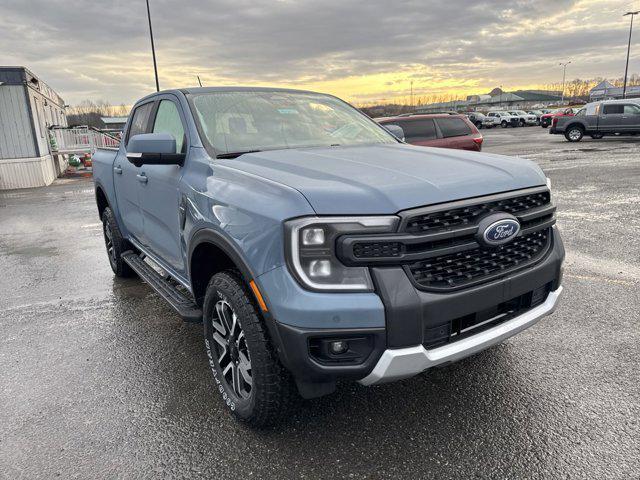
xmin=146 ymin=0 xmax=160 ymax=92
xmin=559 ymin=61 xmax=571 ymax=103
xmin=623 ymin=11 xmax=639 ymax=99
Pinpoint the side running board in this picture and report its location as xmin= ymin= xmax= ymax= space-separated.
xmin=122 ymin=251 xmax=202 ymax=323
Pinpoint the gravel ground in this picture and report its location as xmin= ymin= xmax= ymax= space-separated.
xmin=1 ymin=126 xmax=638 ymax=479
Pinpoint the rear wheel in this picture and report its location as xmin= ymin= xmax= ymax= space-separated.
xmin=102 ymin=207 xmax=135 ymax=277
xmin=565 ymin=126 xmax=584 ymax=142
xmin=203 ymin=271 xmax=296 ymax=427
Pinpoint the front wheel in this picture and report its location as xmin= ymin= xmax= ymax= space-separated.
xmin=519 ymin=119 xmax=525 ymax=127
xmin=501 ymin=121 xmax=508 ymax=128
xmin=203 ymin=271 xmax=296 ymax=427
xmin=565 ymin=126 xmax=584 ymax=142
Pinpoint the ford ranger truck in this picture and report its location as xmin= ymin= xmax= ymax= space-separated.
xmin=93 ymin=87 xmax=564 ymax=427
xmin=550 ymin=99 xmax=640 ymax=141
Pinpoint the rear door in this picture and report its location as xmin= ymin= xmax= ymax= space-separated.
xmin=113 ymin=101 xmax=154 ymax=242
xmin=434 ymin=117 xmax=475 ymax=150
xmin=138 ymin=95 xmax=189 ymax=274
xmin=599 ymin=104 xmax=624 ymax=132
xmin=392 ymin=119 xmax=439 ymax=147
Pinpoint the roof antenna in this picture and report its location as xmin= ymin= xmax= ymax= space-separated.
xmin=197 ymin=75 xmax=203 ymax=87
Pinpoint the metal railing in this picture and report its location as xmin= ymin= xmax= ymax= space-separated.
xmin=50 ymin=126 xmax=121 ymax=155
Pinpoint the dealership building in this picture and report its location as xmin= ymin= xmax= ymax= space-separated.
xmin=416 ymin=88 xmax=564 ymax=113
xmin=0 ymin=66 xmax=68 ymax=190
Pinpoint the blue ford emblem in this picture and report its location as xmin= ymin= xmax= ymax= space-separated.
xmin=483 ymin=218 xmax=520 ymax=245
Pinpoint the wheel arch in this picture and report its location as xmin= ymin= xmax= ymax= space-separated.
xmin=188 ymin=228 xmax=256 ymax=306
xmin=95 ymin=183 xmax=111 ymax=219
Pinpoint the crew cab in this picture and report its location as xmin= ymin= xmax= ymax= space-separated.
xmin=540 ymin=108 xmax=575 ymax=128
xmin=487 ymin=111 xmax=520 ymax=128
xmin=508 ymin=110 xmax=538 ymax=126
xmin=376 ymin=114 xmax=483 ymax=151
xmin=93 ymin=87 xmax=564 ymax=427
xmin=550 ymin=99 xmax=640 ymax=141
xmin=466 ymin=112 xmax=495 ymax=129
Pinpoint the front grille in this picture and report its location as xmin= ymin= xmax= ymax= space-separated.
xmin=353 ymin=241 xmax=404 ymax=258
xmin=407 ymin=229 xmax=551 ymax=290
xmin=403 ymin=191 xmax=550 ymax=234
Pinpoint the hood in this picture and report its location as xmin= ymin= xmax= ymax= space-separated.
xmin=217 ymin=144 xmax=546 ymax=215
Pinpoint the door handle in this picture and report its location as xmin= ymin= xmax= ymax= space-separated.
xmin=114 ymin=166 xmax=123 ymax=174
xmin=136 ymin=173 xmax=148 ymax=184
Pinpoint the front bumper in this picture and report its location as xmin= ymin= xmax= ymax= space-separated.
xmin=359 ymin=286 xmax=562 ymax=385
xmin=262 ymin=227 xmax=564 ymax=388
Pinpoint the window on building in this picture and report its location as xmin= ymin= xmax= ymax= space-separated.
xmin=152 ymin=100 xmax=186 ymax=152
xmin=436 ymin=117 xmax=472 ymax=138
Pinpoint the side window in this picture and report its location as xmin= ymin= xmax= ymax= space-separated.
xmin=394 ymin=119 xmax=437 ymax=141
xmin=127 ymin=102 xmax=154 ymax=147
xmin=603 ymin=104 xmax=624 ymax=115
xmin=436 ymin=117 xmax=472 ymax=138
xmin=623 ymin=104 xmax=640 ymax=115
xmin=152 ymin=100 xmax=186 ymax=152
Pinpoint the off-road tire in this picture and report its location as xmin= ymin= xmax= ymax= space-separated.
xmin=102 ymin=207 xmax=136 ymax=277
xmin=203 ymin=270 xmax=296 ymax=428
xmin=565 ymin=126 xmax=584 ymax=142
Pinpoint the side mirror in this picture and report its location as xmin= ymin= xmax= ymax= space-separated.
xmin=126 ymin=133 xmax=185 ymax=167
xmin=384 ymin=124 xmax=405 ymax=142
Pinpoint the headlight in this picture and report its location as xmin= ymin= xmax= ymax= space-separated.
xmin=285 ymin=216 xmax=399 ymax=291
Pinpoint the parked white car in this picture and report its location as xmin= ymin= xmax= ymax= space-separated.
xmin=487 ymin=111 xmax=519 ymax=128
xmin=508 ymin=110 xmax=538 ymax=126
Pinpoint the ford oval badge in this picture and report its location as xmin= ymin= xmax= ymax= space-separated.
xmin=483 ymin=218 xmax=520 ymax=246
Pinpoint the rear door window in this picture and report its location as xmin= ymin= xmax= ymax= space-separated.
xmin=623 ymin=104 xmax=640 ymax=115
xmin=393 ymin=119 xmax=437 ymax=141
xmin=603 ymin=104 xmax=624 ymax=115
xmin=127 ymin=102 xmax=154 ymax=146
xmin=436 ymin=117 xmax=472 ymax=138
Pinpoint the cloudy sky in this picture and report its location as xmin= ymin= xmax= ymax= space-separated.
xmin=1 ymin=0 xmax=639 ymax=106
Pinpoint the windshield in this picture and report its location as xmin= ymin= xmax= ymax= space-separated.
xmin=189 ymin=91 xmax=396 ymax=156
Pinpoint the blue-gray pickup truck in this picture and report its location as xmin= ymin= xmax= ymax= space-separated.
xmin=93 ymin=87 xmax=564 ymax=427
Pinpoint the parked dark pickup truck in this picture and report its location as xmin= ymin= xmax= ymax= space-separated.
xmin=550 ymin=100 xmax=640 ymax=141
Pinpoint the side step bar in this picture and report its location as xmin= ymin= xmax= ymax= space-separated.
xmin=122 ymin=251 xmax=202 ymax=323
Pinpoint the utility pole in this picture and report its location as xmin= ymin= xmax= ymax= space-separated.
xmin=145 ymin=0 xmax=160 ymax=92
xmin=410 ymin=80 xmax=414 ymax=108
xmin=623 ymin=11 xmax=639 ymax=99
xmin=559 ymin=61 xmax=571 ymax=103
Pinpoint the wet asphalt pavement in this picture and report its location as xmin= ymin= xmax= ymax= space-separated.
xmin=1 ymin=127 xmax=639 ymax=479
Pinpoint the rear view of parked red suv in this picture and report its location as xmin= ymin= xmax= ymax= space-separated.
xmin=377 ymin=114 xmax=483 ymax=151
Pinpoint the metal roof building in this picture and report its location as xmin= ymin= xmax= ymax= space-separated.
xmin=416 ymin=88 xmax=563 ymax=113
xmin=0 ymin=66 xmax=68 ymax=189
xmin=590 ymin=80 xmax=640 ymax=101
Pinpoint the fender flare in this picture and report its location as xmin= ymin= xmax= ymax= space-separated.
xmin=187 ymin=227 xmax=256 ymax=284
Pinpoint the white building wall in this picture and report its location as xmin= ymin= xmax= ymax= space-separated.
xmin=0 ymin=85 xmax=37 ymax=159
xmin=0 ymin=155 xmax=57 ymax=190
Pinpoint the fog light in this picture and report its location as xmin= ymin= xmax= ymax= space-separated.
xmin=308 ymin=259 xmax=331 ymax=278
xmin=329 ymin=341 xmax=348 ymax=355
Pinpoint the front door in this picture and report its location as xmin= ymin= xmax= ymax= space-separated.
xmin=138 ymin=96 xmax=188 ymax=274
xmin=113 ymin=101 xmax=154 ymax=242
xmin=621 ymin=104 xmax=640 ymax=132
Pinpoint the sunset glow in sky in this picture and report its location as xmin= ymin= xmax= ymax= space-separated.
xmin=1 ymin=0 xmax=638 ymax=105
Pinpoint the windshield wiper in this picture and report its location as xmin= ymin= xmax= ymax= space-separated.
xmin=216 ymin=149 xmax=262 ymax=159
